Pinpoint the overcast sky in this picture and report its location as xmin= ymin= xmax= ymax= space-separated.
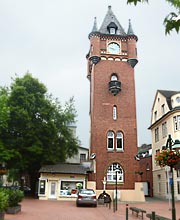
xmin=0 ymin=0 xmax=179 ymax=148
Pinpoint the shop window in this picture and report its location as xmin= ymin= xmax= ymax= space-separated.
xmin=39 ymin=180 xmax=46 ymax=195
xmin=60 ymin=181 xmax=83 ymax=197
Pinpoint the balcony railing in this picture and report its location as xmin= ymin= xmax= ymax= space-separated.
xmin=108 ymin=80 xmax=121 ymax=96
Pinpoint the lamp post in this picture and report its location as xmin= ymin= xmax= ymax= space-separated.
xmin=115 ymin=165 xmax=119 ymax=211
xmin=166 ymin=134 xmax=180 ymax=220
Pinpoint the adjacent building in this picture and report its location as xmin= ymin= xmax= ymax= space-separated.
xmin=38 ymin=123 xmax=90 ymax=200
xmin=149 ymin=90 xmax=180 ymax=200
xmin=135 ymin=144 xmax=153 ymax=197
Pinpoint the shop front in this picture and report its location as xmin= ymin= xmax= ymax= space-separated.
xmin=38 ymin=163 xmax=89 ymax=200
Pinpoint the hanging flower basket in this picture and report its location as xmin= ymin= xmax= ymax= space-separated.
xmin=155 ymin=149 xmax=180 ymax=167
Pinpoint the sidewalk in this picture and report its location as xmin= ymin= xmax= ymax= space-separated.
xmin=5 ymin=197 xmax=180 ymax=220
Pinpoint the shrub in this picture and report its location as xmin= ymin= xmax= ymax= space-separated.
xmin=0 ymin=189 xmax=9 ymax=212
xmin=6 ymin=189 xmax=24 ymax=207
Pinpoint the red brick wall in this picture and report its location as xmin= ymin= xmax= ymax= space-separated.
xmin=88 ymin=35 xmax=140 ymax=190
xmin=139 ymin=156 xmax=153 ymax=197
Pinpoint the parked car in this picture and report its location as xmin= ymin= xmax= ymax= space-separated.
xmin=76 ymin=189 xmax=97 ymax=207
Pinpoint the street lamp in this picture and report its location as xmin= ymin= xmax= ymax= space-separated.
xmin=165 ymin=134 xmax=180 ymax=220
xmin=115 ymin=165 xmax=120 ymax=211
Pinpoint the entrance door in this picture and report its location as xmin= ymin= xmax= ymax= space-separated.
xmin=48 ymin=181 xmax=57 ymax=199
xmin=142 ymin=182 xmax=148 ymax=196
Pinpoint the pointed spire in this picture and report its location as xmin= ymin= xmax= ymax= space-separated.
xmin=127 ymin=19 xmax=135 ymax=35
xmin=99 ymin=5 xmax=126 ymax=36
xmin=92 ymin=17 xmax=98 ymax=32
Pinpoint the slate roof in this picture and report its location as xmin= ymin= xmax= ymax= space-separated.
xmin=39 ymin=163 xmax=89 ymax=175
xmin=158 ymin=90 xmax=180 ymax=110
xmin=89 ymin=6 xmax=137 ymax=39
xmin=99 ymin=6 xmax=126 ymax=36
xmin=149 ymin=90 xmax=180 ymax=129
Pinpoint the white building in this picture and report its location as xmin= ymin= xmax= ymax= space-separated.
xmin=149 ymin=90 xmax=180 ymax=200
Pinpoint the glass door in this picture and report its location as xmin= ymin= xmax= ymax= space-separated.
xmin=49 ymin=181 xmax=57 ymax=199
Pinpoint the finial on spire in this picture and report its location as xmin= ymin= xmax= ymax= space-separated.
xmin=127 ymin=19 xmax=134 ymax=35
xmin=92 ymin=17 xmax=98 ymax=32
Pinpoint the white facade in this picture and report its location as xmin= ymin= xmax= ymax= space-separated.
xmin=149 ymin=90 xmax=180 ymax=200
xmin=66 ymin=147 xmax=89 ymax=163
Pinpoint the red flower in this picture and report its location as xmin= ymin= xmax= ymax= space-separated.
xmin=155 ymin=149 xmax=180 ymax=167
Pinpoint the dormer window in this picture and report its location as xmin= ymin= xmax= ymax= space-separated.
xmin=110 ymin=28 xmax=116 ymax=34
xmin=176 ymin=97 xmax=180 ymax=103
xmin=107 ymin=22 xmax=118 ymax=35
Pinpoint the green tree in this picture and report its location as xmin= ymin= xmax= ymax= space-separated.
xmin=127 ymin=0 xmax=180 ymax=34
xmin=0 ymin=87 xmax=17 ymax=163
xmin=0 ymin=73 xmax=79 ymax=191
xmin=0 ymin=87 xmax=9 ymax=130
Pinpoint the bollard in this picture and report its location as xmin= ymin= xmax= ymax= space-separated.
xmin=109 ymin=201 xmax=111 ymax=209
xmin=152 ymin=211 xmax=156 ymax=220
xmin=113 ymin=198 xmax=116 ymax=212
xmin=126 ymin=204 xmax=128 ymax=220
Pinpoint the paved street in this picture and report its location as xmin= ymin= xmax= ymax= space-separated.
xmin=5 ymin=197 xmax=180 ymax=220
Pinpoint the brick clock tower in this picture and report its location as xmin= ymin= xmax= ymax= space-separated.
xmin=86 ymin=6 xmax=140 ymax=191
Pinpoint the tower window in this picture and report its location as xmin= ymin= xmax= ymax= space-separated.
xmin=107 ymin=131 xmax=114 ymax=150
xmin=110 ymin=28 xmax=116 ymax=34
xmin=116 ymin=131 xmax=123 ymax=151
xmin=113 ymin=105 xmax=117 ymax=120
xmin=106 ymin=163 xmax=124 ymax=182
xmin=107 ymin=22 xmax=118 ymax=35
xmin=111 ymin=74 xmax=118 ymax=81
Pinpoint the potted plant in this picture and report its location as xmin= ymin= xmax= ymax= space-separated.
xmin=0 ymin=189 xmax=9 ymax=220
xmin=5 ymin=189 xmax=24 ymax=214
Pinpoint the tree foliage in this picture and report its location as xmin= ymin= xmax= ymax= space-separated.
xmin=0 ymin=87 xmax=9 ymax=130
xmin=127 ymin=0 xmax=180 ymax=34
xmin=0 ymin=73 xmax=79 ymax=183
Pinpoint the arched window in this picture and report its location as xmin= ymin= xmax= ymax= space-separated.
xmin=106 ymin=163 xmax=124 ymax=183
xmin=113 ymin=105 xmax=117 ymax=120
xmin=116 ymin=131 xmax=123 ymax=151
xmin=107 ymin=131 xmax=114 ymax=150
xmin=111 ymin=74 xmax=118 ymax=81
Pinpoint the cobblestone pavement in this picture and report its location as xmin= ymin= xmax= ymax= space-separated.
xmin=5 ymin=197 xmax=180 ymax=220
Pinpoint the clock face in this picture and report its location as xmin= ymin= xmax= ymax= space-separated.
xmin=108 ymin=42 xmax=120 ymax=54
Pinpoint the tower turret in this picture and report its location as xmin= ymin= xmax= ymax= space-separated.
xmin=127 ymin=19 xmax=138 ymax=68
